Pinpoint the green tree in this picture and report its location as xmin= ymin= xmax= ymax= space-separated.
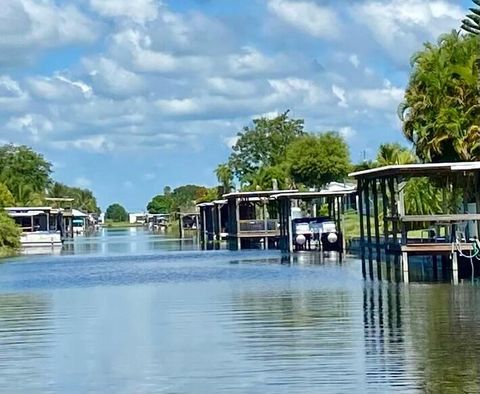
xmin=196 ymin=187 xmax=220 ymax=203
xmin=244 ymin=165 xmax=290 ymax=191
xmin=0 ymin=211 xmax=20 ymax=257
xmin=147 ymin=194 xmax=173 ymax=214
xmin=0 ymin=183 xmax=15 ymax=207
xmin=228 ymin=111 xmax=304 ymax=185
xmin=376 ymin=143 xmax=416 ymax=166
xmin=171 ymin=185 xmax=209 ymax=211
xmin=461 ymin=0 xmax=480 ymax=97
xmin=0 ymin=145 xmax=52 ymax=202
xmin=105 ymin=203 xmax=128 ymax=222
xmin=400 ymin=31 xmax=480 ymax=162
xmin=286 ymin=132 xmax=351 ymax=189
xmin=215 ymin=164 xmax=233 ymax=192
xmin=47 ymin=182 xmax=100 ymax=213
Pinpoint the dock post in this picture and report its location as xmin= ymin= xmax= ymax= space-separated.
xmin=402 ymin=251 xmax=409 ymax=283
xmin=452 ymin=252 xmax=459 ymax=285
xmin=288 ymin=205 xmax=294 ymax=253
xmin=358 ymin=179 xmax=365 ymax=257
xmin=380 ymin=179 xmax=389 ymax=254
xmin=235 ymin=198 xmax=241 ymax=251
xmin=372 ymin=179 xmax=381 ymax=262
xmin=365 ymin=179 xmax=372 ymax=253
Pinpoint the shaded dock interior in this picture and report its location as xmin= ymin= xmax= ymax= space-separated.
xmin=197 ymin=184 xmax=356 ymax=254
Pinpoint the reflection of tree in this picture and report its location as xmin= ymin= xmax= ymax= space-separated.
xmin=0 ymin=293 xmax=52 ymax=389
xmin=407 ymin=285 xmax=480 ymax=393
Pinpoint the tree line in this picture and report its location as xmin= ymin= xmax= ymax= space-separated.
xmin=0 ymin=144 xmax=101 ymax=256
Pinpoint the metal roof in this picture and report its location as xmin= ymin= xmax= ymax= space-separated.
xmin=349 ymin=162 xmax=480 ymax=179
xmin=272 ymin=189 xmax=356 ymax=200
xmin=223 ymin=189 xmax=297 ymax=199
xmin=5 ymin=207 xmax=57 ymax=212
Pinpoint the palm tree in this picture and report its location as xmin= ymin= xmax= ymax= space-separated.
xmin=376 ymin=143 xmax=416 ymax=166
xmin=215 ymin=164 xmax=233 ymax=193
xmin=461 ymin=0 xmax=480 ymax=100
xmin=400 ymin=31 xmax=480 ymax=162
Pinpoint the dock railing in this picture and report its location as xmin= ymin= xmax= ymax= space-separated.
xmin=239 ymin=219 xmax=279 ymax=233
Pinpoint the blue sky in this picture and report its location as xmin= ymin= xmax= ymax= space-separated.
xmin=0 ymin=0 xmax=472 ymax=211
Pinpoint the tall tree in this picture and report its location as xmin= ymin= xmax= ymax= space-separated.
xmin=170 ymin=185 xmax=209 ymax=211
xmin=227 ymin=111 xmax=304 ymax=185
xmin=285 ymin=132 xmax=351 ymax=189
xmin=0 ymin=145 xmax=52 ymax=201
xmin=461 ymin=0 xmax=480 ymax=98
xmin=147 ymin=195 xmax=173 ymax=214
xmin=105 ymin=203 xmax=128 ymax=222
xmin=400 ymin=31 xmax=480 ymax=162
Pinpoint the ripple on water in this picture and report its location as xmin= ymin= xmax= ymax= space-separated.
xmin=0 ymin=233 xmax=480 ymax=392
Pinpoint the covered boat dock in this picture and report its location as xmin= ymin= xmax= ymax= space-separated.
xmin=350 ymin=162 xmax=480 ymax=283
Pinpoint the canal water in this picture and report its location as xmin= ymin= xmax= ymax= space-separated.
xmin=1 ymin=228 xmax=480 ymax=393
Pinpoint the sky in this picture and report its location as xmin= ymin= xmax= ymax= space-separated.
xmin=0 ymin=0 xmax=473 ymax=211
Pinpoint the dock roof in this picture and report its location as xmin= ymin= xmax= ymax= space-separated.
xmin=223 ymin=189 xmax=297 ymax=199
xmin=349 ymin=162 xmax=480 ymax=180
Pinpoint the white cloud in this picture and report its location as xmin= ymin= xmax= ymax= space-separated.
xmin=6 ymin=114 xmax=53 ymax=141
xmin=0 ymin=0 xmax=97 ymax=65
xmin=353 ymin=0 xmax=464 ymax=63
xmin=228 ymin=47 xmax=276 ymax=76
xmin=74 ymin=176 xmax=92 ymax=188
xmin=349 ymin=54 xmax=360 ymax=68
xmin=109 ymin=29 xmax=212 ymax=74
xmin=84 ymin=57 xmax=146 ymax=98
xmin=268 ymin=78 xmax=327 ymax=106
xmin=27 ymin=75 xmax=92 ymax=101
xmin=207 ymin=77 xmax=257 ymax=98
xmin=332 ymin=85 xmax=348 ymax=108
xmin=156 ymin=98 xmax=202 ymax=116
xmin=0 ymin=76 xmax=29 ymax=111
xmin=54 ymin=135 xmax=115 ymax=153
xmin=339 ymin=126 xmax=357 ymax=141
xmin=268 ymin=0 xmax=340 ymax=40
xmin=354 ymin=86 xmax=404 ymax=110
xmin=89 ymin=0 xmax=159 ymax=24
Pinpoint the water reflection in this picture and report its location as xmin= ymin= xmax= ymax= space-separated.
xmin=0 ymin=293 xmax=53 ymax=391
xmin=1 ymin=231 xmax=480 ymax=392
xmin=62 ymin=227 xmax=198 ymax=256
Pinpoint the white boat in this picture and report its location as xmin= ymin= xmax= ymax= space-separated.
xmin=5 ymin=207 xmax=63 ymax=250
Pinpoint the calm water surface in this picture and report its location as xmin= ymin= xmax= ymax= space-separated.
xmin=1 ymin=228 xmax=480 ymax=393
